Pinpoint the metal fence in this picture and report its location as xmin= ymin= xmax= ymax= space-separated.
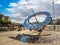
xmin=45 ymin=25 xmax=60 ymax=31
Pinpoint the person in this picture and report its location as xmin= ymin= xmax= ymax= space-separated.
xmin=53 ymin=25 xmax=55 ymax=29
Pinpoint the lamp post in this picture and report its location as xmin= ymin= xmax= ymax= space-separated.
xmin=52 ymin=0 xmax=56 ymax=29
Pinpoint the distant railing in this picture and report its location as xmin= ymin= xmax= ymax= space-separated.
xmin=0 ymin=27 xmax=18 ymax=31
xmin=45 ymin=25 xmax=60 ymax=31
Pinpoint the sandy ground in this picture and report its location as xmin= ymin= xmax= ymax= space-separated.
xmin=0 ymin=30 xmax=60 ymax=45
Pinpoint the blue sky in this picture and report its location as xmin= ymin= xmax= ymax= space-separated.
xmin=0 ymin=0 xmax=19 ymax=15
xmin=0 ymin=0 xmax=60 ymax=23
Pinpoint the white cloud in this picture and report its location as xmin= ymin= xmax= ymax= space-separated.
xmin=6 ymin=0 xmax=60 ymax=23
xmin=6 ymin=8 xmax=15 ymax=12
xmin=29 ymin=15 xmax=47 ymax=23
xmin=11 ymin=19 xmax=23 ymax=23
xmin=9 ymin=3 xmax=18 ymax=7
xmin=55 ymin=0 xmax=60 ymax=4
xmin=12 ymin=13 xmax=22 ymax=18
xmin=47 ymin=0 xmax=60 ymax=4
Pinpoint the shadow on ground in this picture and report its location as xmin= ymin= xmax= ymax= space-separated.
xmin=9 ymin=34 xmax=54 ymax=44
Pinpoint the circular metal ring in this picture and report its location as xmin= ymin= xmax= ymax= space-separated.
xmin=23 ymin=12 xmax=51 ymax=29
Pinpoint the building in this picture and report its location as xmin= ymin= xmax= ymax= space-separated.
xmin=0 ymin=13 xmax=11 ymax=24
xmin=0 ymin=14 xmax=4 ymax=23
xmin=2 ymin=16 xmax=11 ymax=23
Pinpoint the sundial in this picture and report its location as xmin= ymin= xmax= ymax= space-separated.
xmin=18 ymin=12 xmax=52 ymax=43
